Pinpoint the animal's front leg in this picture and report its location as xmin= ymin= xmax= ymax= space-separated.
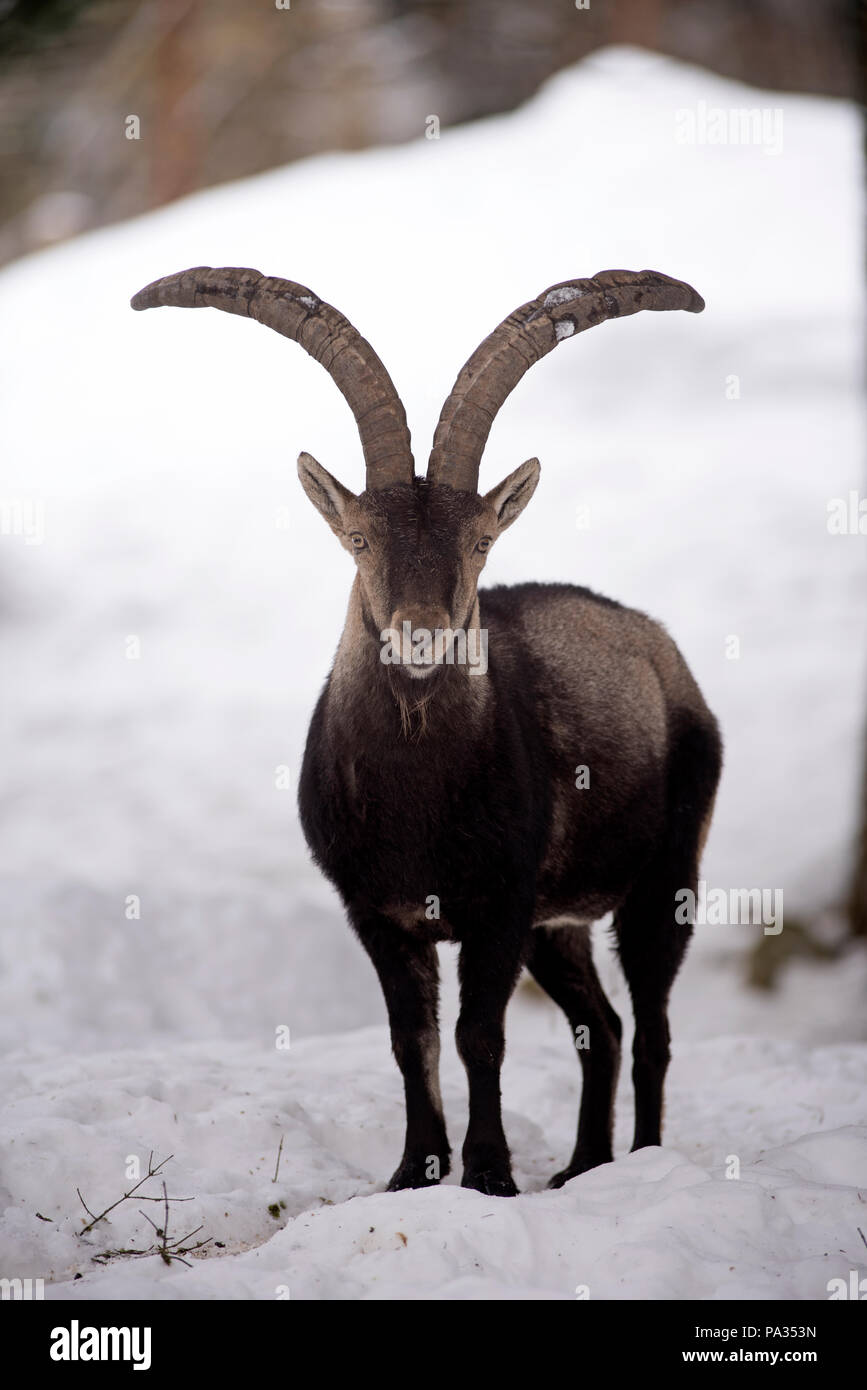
xmin=352 ymin=912 xmax=450 ymax=1190
xmin=455 ymin=927 xmax=527 ymax=1196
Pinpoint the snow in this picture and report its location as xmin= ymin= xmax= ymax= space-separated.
xmin=4 ymin=1032 xmax=866 ymax=1300
xmin=545 ymin=286 xmax=586 ymax=307
xmin=0 ymin=45 xmax=864 ymax=1299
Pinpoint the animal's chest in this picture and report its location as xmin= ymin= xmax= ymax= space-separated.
xmin=336 ymin=749 xmax=472 ymax=858
xmin=304 ymin=727 xmax=536 ymax=909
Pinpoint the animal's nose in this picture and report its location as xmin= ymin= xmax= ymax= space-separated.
xmin=390 ymin=607 xmax=450 ymax=638
xmin=389 ymin=608 xmax=452 ymax=666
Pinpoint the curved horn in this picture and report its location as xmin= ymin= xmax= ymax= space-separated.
xmin=427 ymin=269 xmax=704 ymax=492
xmin=131 ymin=266 xmax=414 ymax=489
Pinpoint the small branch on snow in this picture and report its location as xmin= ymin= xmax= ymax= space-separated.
xmin=273 ymin=1134 xmax=285 ymax=1184
xmin=77 ymin=1151 xmax=177 ymax=1235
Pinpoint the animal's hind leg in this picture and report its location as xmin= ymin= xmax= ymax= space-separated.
xmin=614 ymin=879 xmax=692 ymax=1152
xmin=527 ymin=925 xmax=622 ymax=1187
xmin=615 ymin=710 xmax=721 ymax=1152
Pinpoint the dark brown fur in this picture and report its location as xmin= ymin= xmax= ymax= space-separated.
xmin=131 ymin=264 xmax=718 ymax=1196
xmin=298 ymin=477 xmax=722 ymax=1195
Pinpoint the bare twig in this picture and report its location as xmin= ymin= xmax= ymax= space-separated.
xmin=76 ymin=1189 xmax=99 ymax=1225
xmin=77 ymin=1152 xmax=179 ymax=1236
xmin=273 ymin=1134 xmax=284 ymax=1184
xmin=76 ymin=1150 xmax=214 ymax=1267
xmin=138 ymin=1209 xmax=160 ymax=1237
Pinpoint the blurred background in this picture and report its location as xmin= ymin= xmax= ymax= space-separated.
xmin=0 ymin=0 xmax=861 ymax=267
xmin=0 ymin=0 xmax=865 ymax=1058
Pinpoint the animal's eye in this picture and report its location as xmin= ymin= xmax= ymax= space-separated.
xmin=475 ymin=536 xmax=492 ymax=554
xmin=349 ymin=533 xmax=368 ymax=552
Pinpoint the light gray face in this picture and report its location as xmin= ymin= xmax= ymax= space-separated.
xmin=297 ymin=454 xmax=541 ymax=677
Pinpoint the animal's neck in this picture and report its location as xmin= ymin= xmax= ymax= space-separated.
xmin=329 ymin=577 xmax=490 ymax=740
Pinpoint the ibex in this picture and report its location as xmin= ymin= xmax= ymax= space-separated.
xmin=132 ymin=266 xmax=722 ymax=1197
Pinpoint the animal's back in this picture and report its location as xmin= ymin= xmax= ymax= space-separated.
xmin=480 ymin=580 xmax=712 ymax=722
xmin=479 ymin=581 xmax=720 ymax=921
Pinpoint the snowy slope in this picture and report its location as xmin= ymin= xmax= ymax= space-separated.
xmin=2 ymin=1031 xmax=865 ymax=1300
xmin=0 ymin=47 xmax=865 ymax=1299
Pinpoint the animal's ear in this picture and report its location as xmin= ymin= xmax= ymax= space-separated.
xmin=297 ymin=452 xmax=356 ymax=534
xmin=484 ymin=457 xmax=541 ymax=533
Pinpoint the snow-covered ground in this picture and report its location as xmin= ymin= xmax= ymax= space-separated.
xmin=0 ymin=47 xmax=864 ymax=1299
xmin=4 ymin=1032 xmax=866 ymax=1300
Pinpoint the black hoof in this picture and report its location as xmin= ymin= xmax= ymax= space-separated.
xmin=461 ymin=1170 xmax=519 ymax=1197
xmin=386 ymin=1152 xmax=450 ymax=1191
xmin=548 ymin=1151 xmax=611 ymax=1189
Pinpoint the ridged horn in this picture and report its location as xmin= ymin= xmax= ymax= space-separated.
xmin=131 ymin=266 xmax=414 ymax=489
xmin=427 ymin=269 xmax=704 ymax=492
